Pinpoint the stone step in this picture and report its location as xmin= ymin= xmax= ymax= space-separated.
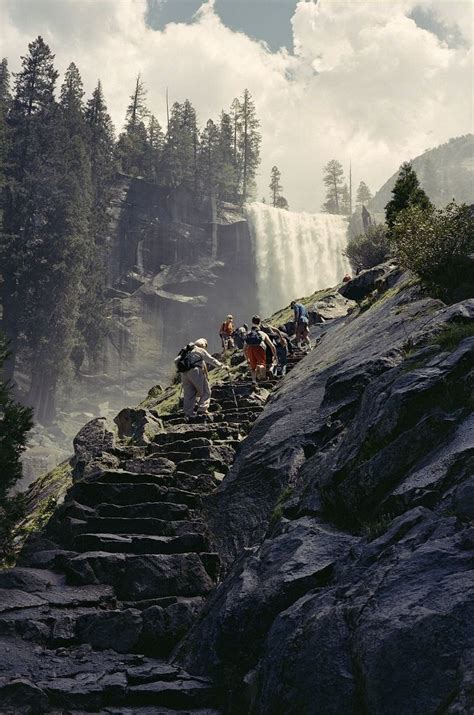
xmin=70 ymin=482 xmax=201 ymax=508
xmin=126 ymin=678 xmax=218 ymax=709
xmin=97 ymin=501 xmax=190 ymax=520
xmin=61 ymin=551 xmax=217 ymax=600
xmin=153 ymin=425 xmax=239 ymax=444
xmin=211 ymin=411 xmax=258 ymax=424
xmin=174 ymin=459 xmax=229 ymax=477
xmin=69 ymin=516 xmax=206 ymax=538
xmin=73 ymin=532 xmax=209 ymax=555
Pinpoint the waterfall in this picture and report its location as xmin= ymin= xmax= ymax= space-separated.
xmin=136 ymin=239 xmax=145 ymax=274
xmin=246 ymin=202 xmax=351 ymax=318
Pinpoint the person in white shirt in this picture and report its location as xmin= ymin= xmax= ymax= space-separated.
xmin=176 ymin=338 xmax=228 ymax=420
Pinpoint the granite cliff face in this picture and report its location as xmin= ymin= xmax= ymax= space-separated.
xmin=101 ymin=176 xmax=257 ymax=402
xmin=177 ymin=268 xmax=474 ymax=713
xmin=2 ymin=266 xmax=473 ymax=713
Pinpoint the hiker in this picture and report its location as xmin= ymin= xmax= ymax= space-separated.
xmin=243 ymin=315 xmax=277 ymax=388
xmin=232 ymin=323 xmax=248 ymax=350
xmin=261 ymin=323 xmax=284 ymax=373
xmin=275 ymin=329 xmax=293 ymax=377
xmin=343 ymin=273 xmax=352 ymax=283
xmin=175 ymin=338 xmax=228 ymax=421
xmin=219 ymin=315 xmax=235 ymax=351
xmin=291 ymin=300 xmax=311 ymax=351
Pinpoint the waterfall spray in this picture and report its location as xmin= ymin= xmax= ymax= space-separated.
xmin=246 ymin=202 xmax=351 ymax=317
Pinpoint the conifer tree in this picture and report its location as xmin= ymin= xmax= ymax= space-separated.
xmin=0 ymin=333 xmax=33 ymax=498
xmin=385 ymin=162 xmax=432 ymax=229
xmin=322 ymin=159 xmax=345 ymax=214
xmin=216 ymin=111 xmax=238 ymax=201
xmin=0 ymin=37 xmax=58 ymax=385
xmin=82 ymin=81 xmax=115 ymax=366
xmin=355 ymin=180 xmax=372 ymax=208
xmin=198 ymin=118 xmax=219 ymax=192
xmin=117 ymin=74 xmax=149 ymax=176
xmin=0 ymin=59 xmax=10 ymax=192
xmin=269 ymin=165 xmax=282 ymax=207
xmin=145 ymin=114 xmax=163 ymax=182
xmin=237 ymin=89 xmax=261 ymax=202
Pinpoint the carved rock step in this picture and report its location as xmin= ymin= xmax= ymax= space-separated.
xmin=73 ymin=532 xmax=209 ymax=555
xmin=61 ymin=551 xmax=217 ymax=600
xmin=70 ymin=482 xmax=201 ymax=507
xmin=125 ymin=678 xmax=218 ymax=708
xmin=153 ymin=425 xmax=240 ymax=444
xmin=65 ymin=498 xmax=190 ymax=523
xmin=68 ymin=516 xmax=207 ymax=538
xmin=104 ymin=468 xmax=220 ymax=494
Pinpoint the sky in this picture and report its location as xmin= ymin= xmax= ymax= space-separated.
xmin=0 ymin=0 xmax=472 ymax=211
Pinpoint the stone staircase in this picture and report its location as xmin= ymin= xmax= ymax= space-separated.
xmin=0 ymin=351 xmax=306 ymax=713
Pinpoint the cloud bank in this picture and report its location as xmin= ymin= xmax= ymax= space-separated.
xmin=1 ymin=0 xmax=471 ymax=211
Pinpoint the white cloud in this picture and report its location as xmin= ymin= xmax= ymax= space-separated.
xmin=0 ymin=0 xmax=471 ymax=211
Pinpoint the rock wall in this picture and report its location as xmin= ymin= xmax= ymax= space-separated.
xmin=178 ymin=269 xmax=474 ymax=714
xmin=100 ymin=177 xmax=257 ymax=406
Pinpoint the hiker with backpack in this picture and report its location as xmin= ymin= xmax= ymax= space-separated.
xmin=244 ymin=315 xmax=277 ymax=388
xmin=219 ymin=315 xmax=235 ymax=352
xmin=232 ymin=323 xmax=248 ymax=350
xmin=175 ymin=338 xmax=229 ymax=421
xmin=291 ymin=300 xmax=311 ymax=351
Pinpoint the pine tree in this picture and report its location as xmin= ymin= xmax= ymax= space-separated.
xmin=0 ymin=59 xmax=10 ymax=192
xmin=355 ymin=180 xmax=372 ymax=208
xmin=82 ymin=81 xmax=115 ymax=366
xmin=161 ymin=100 xmax=198 ymax=190
xmin=145 ymin=114 xmax=163 ymax=182
xmin=216 ymin=111 xmax=239 ymax=202
xmin=0 ymin=37 xmax=58 ymax=386
xmin=198 ymin=118 xmax=219 ymax=192
xmin=269 ymin=165 xmax=282 ymax=207
xmin=60 ymin=62 xmax=84 ymax=131
xmin=0 ymin=333 xmax=33 ymax=498
xmin=340 ymin=183 xmax=351 ymax=215
xmin=385 ymin=162 xmax=432 ymax=229
xmin=117 ymin=74 xmax=149 ymax=176
xmin=237 ymin=89 xmax=261 ymax=203
xmin=322 ymin=159 xmax=345 ymax=214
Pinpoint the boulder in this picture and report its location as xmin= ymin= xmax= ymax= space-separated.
xmin=338 ymin=262 xmax=397 ymax=301
xmin=114 ymin=407 xmax=164 ymax=444
xmin=310 ymin=292 xmax=357 ymax=322
xmin=71 ymin=417 xmax=116 ymax=478
xmin=75 ymin=609 xmax=143 ymax=653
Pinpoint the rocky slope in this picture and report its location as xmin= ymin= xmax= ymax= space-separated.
xmin=1 ymin=265 xmax=473 ymax=713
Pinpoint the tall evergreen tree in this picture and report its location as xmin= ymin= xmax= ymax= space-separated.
xmin=198 ymin=118 xmax=219 ymax=192
xmin=117 ymin=74 xmax=149 ymax=176
xmin=60 ymin=62 xmax=84 ymax=131
xmin=82 ymin=81 xmax=115 ymax=366
xmin=144 ymin=114 xmax=163 ymax=182
xmin=161 ymin=100 xmax=198 ymax=190
xmin=0 ymin=333 xmax=33 ymax=498
xmin=216 ymin=111 xmax=239 ymax=202
xmin=385 ymin=162 xmax=432 ymax=229
xmin=269 ymin=165 xmax=282 ymax=207
xmin=322 ymin=159 xmax=345 ymax=214
xmin=355 ymin=180 xmax=372 ymax=208
xmin=0 ymin=37 xmax=58 ymax=385
xmin=0 ymin=58 xmax=10 ymax=192
xmin=237 ymin=89 xmax=261 ymax=202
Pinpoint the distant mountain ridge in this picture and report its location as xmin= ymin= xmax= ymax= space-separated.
xmin=368 ymin=134 xmax=474 ymax=213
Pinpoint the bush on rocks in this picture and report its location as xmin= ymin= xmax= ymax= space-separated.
xmin=391 ymin=201 xmax=474 ymax=302
xmin=344 ymin=223 xmax=391 ymax=272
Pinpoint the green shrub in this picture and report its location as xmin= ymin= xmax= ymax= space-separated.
xmin=345 ymin=223 xmax=391 ymax=271
xmin=435 ymin=323 xmax=474 ymax=351
xmin=391 ymin=201 xmax=474 ymax=302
